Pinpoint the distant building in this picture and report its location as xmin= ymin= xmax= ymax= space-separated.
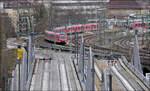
xmin=0 ymin=0 xmax=33 ymax=32
xmin=52 ymin=0 xmax=109 ymax=15
xmin=0 ymin=0 xmax=31 ymax=9
xmin=47 ymin=0 xmax=109 ymax=24
xmin=107 ymin=0 xmax=150 ymax=18
xmin=0 ymin=2 xmax=4 ymax=9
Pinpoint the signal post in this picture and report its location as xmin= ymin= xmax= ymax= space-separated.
xmin=14 ymin=46 xmax=24 ymax=91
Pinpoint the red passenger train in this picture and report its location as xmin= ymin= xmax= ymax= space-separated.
xmin=45 ymin=31 xmax=67 ymax=43
xmin=129 ymin=22 xmax=150 ymax=30
xmin=44 ymin=23 xmax=98 ymax=43
xmin=52 ymin=23 xmax=98 ymax=33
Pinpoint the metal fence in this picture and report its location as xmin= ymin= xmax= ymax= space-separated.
xmin=121 ymin=56 xmax=150 ymax=89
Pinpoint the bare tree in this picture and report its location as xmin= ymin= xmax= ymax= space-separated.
xmin=0 ymin=12 xmax=18 ymax=90
xmin=32 ymin=2 xmax=48 ymax=33
xmin=0 ymin=13 xmax=2 ymax=90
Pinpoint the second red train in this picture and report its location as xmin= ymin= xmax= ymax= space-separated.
xmin=44 ymin=23 xmax=98 ymax=43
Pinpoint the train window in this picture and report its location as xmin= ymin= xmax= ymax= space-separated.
xmin=94 ymin=25 xmax=97 ymax=29
xmin=78 ymin=26 xmax=81 ymax=31
xmin=72 ymin=27 xmax=74 ymax=32
xmin=81 ymin=26 xmax=84 ymax=30
xmin=135 ymin=24 xmax=138 ymax=27
xmin=60 ymin=33 xmax=66 ymax=40
xmin=92 ymin=25 xmax=96 ymax=30
xmin=86 ymin=25 xmax=89 ymax=30
xmin=77 ymin=27 xmax=79 ymax=31
xmin=69 ymin=27 xmax=72 ymax=32
xmin=86 ymin=25 xmax=88 ymax=30
xmin=137 ymin=24 xmax=141 ymax=27
xmin=93 ymin=25 xmax=96 ymax=29
xmin=63 ymin=29 xmax=66 ymax=32
xmin=88 ymin=25 xmax=91 ymax=30
xmin=142 ymin=23 xmax=145 ymax=27
xmin=91 ymin=25 xmax=93 ymax=30
xmin=75 ymin=26 xmax=77 ymax=31
xmin=80 ymin=26 xmax=82 ymax=30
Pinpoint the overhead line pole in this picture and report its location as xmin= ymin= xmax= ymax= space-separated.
xmin=16 ymin=0 xmax=21 ymax=90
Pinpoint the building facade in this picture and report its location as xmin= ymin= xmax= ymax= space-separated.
xmin=107 ymin=0 xmax=150 ymax=17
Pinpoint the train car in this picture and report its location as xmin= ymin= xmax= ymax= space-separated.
xmin=44 ymin=23 xmax=98 ymax=43
xmin=53 ymin=26 xmax=66 ymax=32
xmin=52 ymin=23 xmax=98 ymax=33
xmin=67 ymin=24 xmax=83 ymax=33
xmin=85 ymin=23 xmax=98 ymax=31
xmin=129 ymin=22 xmax=143 ymax=29
xmin=128 ymin=22 xmax=150 ymax=30
xmin=45 ymin=30 xmax=67 ymax=43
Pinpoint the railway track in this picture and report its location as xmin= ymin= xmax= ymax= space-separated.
xmin=73 ymin=34 xmax=128 ymax=57
xmin=35 ymin=32 xmax=150 ymax=62
xmin=78 ymin=33 xmax=150 ymax=60
xmin=34 ymin=32 xmax=150 ymax=90
xmin=113 ymin=35 xmax=150 ymax=60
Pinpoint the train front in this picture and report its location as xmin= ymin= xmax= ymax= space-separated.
xmin=58 ymin=32 xmax=67 ymax=44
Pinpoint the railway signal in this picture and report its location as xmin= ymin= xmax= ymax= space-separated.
xmin=14 ymin=46 xmax=25 ymax=59
xmin=13 ymin=45 xmax=25 ymax=90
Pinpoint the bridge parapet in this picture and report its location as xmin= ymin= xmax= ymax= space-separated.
xmin=121 ymin=56 xmax=150 ymax=90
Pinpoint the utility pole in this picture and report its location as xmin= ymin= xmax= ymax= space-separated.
xmin=14 ymin=45 xmax=24 ymax=91
xmin=17 ymin=0 xmax=19 ymax=38
xmin=18 ymin=46 xmax=21 ymax=91
xmin=142 ymin=15 xmax=144 ymax=45
xmin=75 ymin=27 xmax=79 ymax=65
xmin=69 ymin=19 xmax=72 ymax=53
xmin=79 ymin=36 xmax=84 ymax=81
xmin=86 ymin=47 xmax=94 ymax=90
xmin=97 ymin=8 xmax=106 ymax=46
xmin=103 ymin=9 xmax=106 ymax=45
xmin=77 ymin=31 xmax=79 ymax=65
xmin=131 ymin=33 xmax=143 ymax=73
xmin=97 ymin=9 xmax=101 ymax=45
xmin=0 ymin=15 xmax=2 ymax=90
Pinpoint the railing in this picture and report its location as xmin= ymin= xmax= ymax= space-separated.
xmin=121 ymin=56 xmax=150 ymax=89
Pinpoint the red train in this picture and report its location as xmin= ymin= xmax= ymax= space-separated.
xmin=45 ymin=31 xmax=67 ymax=43
xmin=129 ymin=22 xmax=150 ymax=30
xmin=44 ymin=23 xmax=98 ymax=43
xmin=52 ymin=23 xmax=98 ymax=33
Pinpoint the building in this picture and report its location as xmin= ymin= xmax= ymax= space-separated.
xmin=0 ymin=0 xmax=34 ymax=32
xmin=45 ymin=0 xmax=109 ymax=25
xmin=0 ymin=0 xmax=31 ymax=9
xmin=107 ymin=0 xmax=150 ymax=17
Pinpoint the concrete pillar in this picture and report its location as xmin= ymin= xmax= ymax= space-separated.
xmin=86 ymin=47 xmax=94 ymax=90
xmin=131 ymin=35 xmax=143 ymax=73
xmin=79 ymin=37 xmax=84 ymax=81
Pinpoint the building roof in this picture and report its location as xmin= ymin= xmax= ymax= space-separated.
xmin=107 ymin=0 xmax=150 ymax=9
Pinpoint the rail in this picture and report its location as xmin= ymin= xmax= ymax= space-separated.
xmin=121 ymin=56 xmax=150 ymax=90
